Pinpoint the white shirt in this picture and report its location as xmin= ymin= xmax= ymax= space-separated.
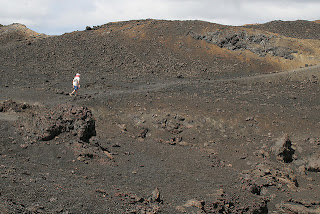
xmin=73 ymin=76 xmax=80 ymax=86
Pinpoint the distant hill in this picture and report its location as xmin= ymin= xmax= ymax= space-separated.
xmin=0 ymin=19 xmax=319 ymax=82
xmin=0 ymin=23 xmax=47 ymax=45
xmin=243 ymin=20 xmax=320 ymax=40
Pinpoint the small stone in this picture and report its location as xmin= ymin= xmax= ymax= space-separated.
xmin=184 ymin=199 xmax=205 ymax=210
xmin=20 ymin=143 xmax=28 ymax=149
xmin=298 ymin=165 xmax=306 ymax=174
xmin=178 ymin=141 xmax=189 ymax=146
xmin=246 ymin=116 xmax=254 ymax=121
xmin=103 ymin=151 xmax=114 ymax=160
xmin=49 ymin=197 xmax=57 ymax=202
xmin=176 ymin=206 xmax=187 ymax=212
xmin=305 ymin=153 xmax=320 ymax=172
xmin=151 ymin=187 xmax=161 ymax=202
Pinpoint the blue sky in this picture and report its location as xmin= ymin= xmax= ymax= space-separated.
xmin=1 ymin=0 xmax=319 ymax=35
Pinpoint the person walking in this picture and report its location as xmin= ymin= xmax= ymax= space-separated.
xmin=70 ymin=73 xmax=81 ymax=96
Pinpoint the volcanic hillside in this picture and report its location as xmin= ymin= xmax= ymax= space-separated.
xmin=1 ymin=19 xmax=320 ymax=86
xmin=0 ymin=23 xmax=47 ymax=46
xmin=1 ymin=19 xmax=320 ymax=213
xmin=243 ymin=20 xmax=320 ymax=40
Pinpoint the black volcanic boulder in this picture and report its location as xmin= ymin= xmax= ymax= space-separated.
xmin=34 ymin=104 xmax=96 ymax=142
xmin=271 ymin=134 xmax=295 ymax=163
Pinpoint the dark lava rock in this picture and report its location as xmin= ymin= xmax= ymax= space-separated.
xmin=14 ymin=103 xmax=96 ymax=142
xmin=38 ymin=104 xmax=96 ymax=142
xmin=204 ymin=197 xmax=268 ymax=214
xmin=272 ymin=134 xmax=295 ymax=163
xmin=188 ymin=30 xmax=296 ymax=59
xmin=0 ymin=100 xmax=29 ymax=112
xmin=150 ymin=187 xmax=161 ymax=203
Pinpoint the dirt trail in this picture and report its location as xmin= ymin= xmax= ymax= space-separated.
xmin=90 ymin=64 xmax=320 ymax=101
xmin=62 ymin=64 xmax=320 ymax=102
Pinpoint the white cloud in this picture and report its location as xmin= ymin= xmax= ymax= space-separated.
xmin=237 ymin=1 xmax=320 ymax=25
xmin=0 ymin=0 xmax=319 ymax=35
xmin=1 ymin=0 xmax=49 ymax=17
xmin=0 ymin=0 xmax=51 ymax=31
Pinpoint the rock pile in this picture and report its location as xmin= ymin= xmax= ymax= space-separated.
xmin=36 ymin=104 xmax=96 ymax=142
xmin=7 ymin=101 xmax=96 ymax=142
xmin=276 ymin=201 xmax=320 ymax=213
xmin=114 ymin=188 xmax=162 ymax=213
xmin=0 ymin=100 xmax=29 ymax=112
xmin=176 ymin=190 xmax=268 ymax=213
xmin=153 ymin=114 xmax=186 ymax=134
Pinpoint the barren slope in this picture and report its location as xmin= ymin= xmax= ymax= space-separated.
xmin=1 ymin=19 xmax=320 ymax=213
xmin=1 ymin=19 xmax=320 ymax=85
xmin=0 ymin=23 xmax=47 ymax=46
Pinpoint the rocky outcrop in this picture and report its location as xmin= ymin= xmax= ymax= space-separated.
xmin=153 ymin=114 xmax=186 ymax=134
xmin=188 ymin=30 xmax=296 ymax=59
xmin=305 ymin=153 xmax=320 ymax=172
xmin=114 ymin=188 xmax=162 ymax=213
xmin=272 ymin=134 xmax=295 ymax=163
xmin=0 ymin=100 xmax=29 ymax=112
xmin=36 ymin=104 xmax=96 ymax=142
xmin=276 ymin=201 xmax=320 ymax=214
xmin=8 ymin=101 xmax=96 ymax=143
